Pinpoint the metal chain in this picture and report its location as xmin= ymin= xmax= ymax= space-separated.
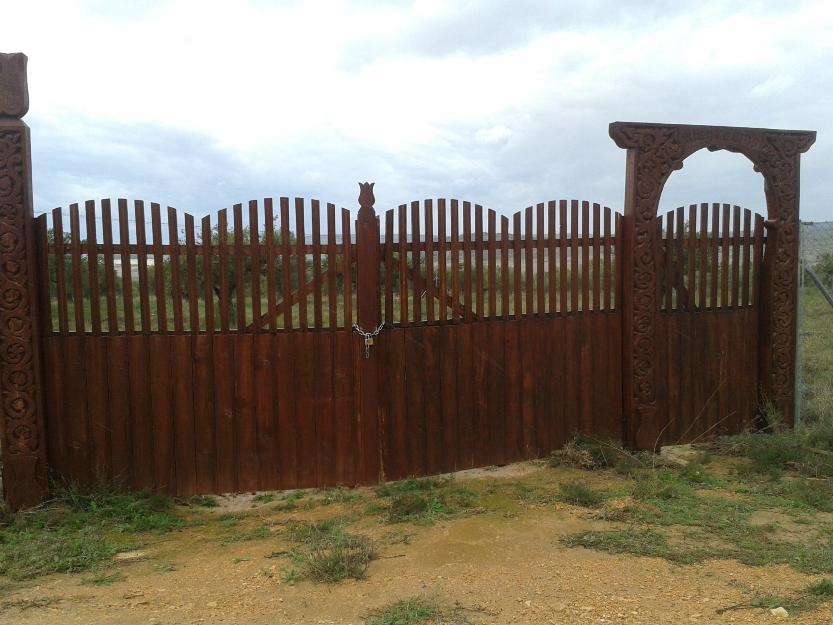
xmin=352 ymin=322 xmax=385 ymax=359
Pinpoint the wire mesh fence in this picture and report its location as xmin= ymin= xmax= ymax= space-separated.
xmin=799 ymin=221 xmax=833 ymax=425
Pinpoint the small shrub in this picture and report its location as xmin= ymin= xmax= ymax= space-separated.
xmin=378 ymin=478 xmax=474 ymax=524
xmin=284 ymin=518 xmax=376 ymax=583
xmin=366 ymin=597 xmax=441 ymax=625
xmin=549 ymin=435 xmax=642 ymax=471
xmin=557 ymin=481 xmax=607 ymax=508
xmin=251 ymin=493 xmax=276 ymax=504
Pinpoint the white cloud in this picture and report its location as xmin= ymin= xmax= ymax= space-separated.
xmin=4 ymin=0 xmax=831 ymax=219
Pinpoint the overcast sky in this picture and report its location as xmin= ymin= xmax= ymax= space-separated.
xmin=5 ymin=0 xmax=832 ymax=222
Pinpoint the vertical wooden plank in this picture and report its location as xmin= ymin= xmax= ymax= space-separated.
xmin=398 ymin=204 xmax=409 ymax=326
xmin=280 ymin=198 xmax=293 ymax=330
xmin=193 ymin=334 xmax=216 ymax=493
xmin=721 ymin=203 xmax=730 ymax=308
xmin=665 ymin=212 xmax=675 ymax=311
xmin=752 ymin=213 xmax=764 ymax=307
xmin=333 ymin=330 xmax=354 ymax=484
xmin=85 ymin=200 xmax=101 ymax=335
xmin=235 ymin=334 xmax=258 ymax=490
xmin=687 ymin=204 xmax=697 ymax=310
xmin=342 ymin=208 xmax=353 ymax=329
xmin=184 ymin=214 xmax=199 ymax=333
xmin=148 ymin=335 xmax=174 ymax=491
xmin=52 ymin=208 xmax=69 ymax=335
xmin=547 ymin=201 xmax=556 ymax=315
xmin=99 ymin=201 xmax=117 ymax=333
xmin=327 ymin=203 xmax=338 ymax=329
xmin=603 ymin=207 xmax=612 ymax=312
xmin=500 ymin=216 xmax=509 ymax=318
xmin=172 ymin=334 xmax=198 ymax=495
xmin=250 ymin=200 xmax=262 ymax=330
xmin=422 ymin=326 xmax=442 ymax=473
xmin=570 ymin=200 xmax=579 ymax=313
xmin=384 ymin=329 xmax=407 ymax=478
xmin=217 ymin=209 xmax=230 ymax=332
xmin=311 ymin=199 xmax=322 ymax=328
xmin=294 ymin=336 xmax=316 ymax=486
xmin=275 ymin=333 xmax=298 ymax=487
xmin=425 ymin=199 xmax=435 ymax=322
xmin=437 ymin=200 xmax=448 ymax=322
xmin=406 ymin=327 xmax=427 ymax=475
xmin=731 ymin=205 xmax=741 ymax=308
xmin=315 ymin=331 xmax=335 ymax=486
xmin=212 ymin=333 xmax=237 ymax=492
xmin=384 ymin=209 xmax=394 ymax=325
xmin=233 ymin=203 xmax=246 ymax=332
xmin=698 ymin=203 xmax=709 ymax=310
xmin=710 ymin=204 xmax=719 ymax=309
xmin=295 ymin=198 xmax=307 ymax=329
xmin=151 ymin=203 xmax=167 ymax=333
xmin=265 ymin=199 xmax=277 ymax=332
xmin=138 ymin=201 xmax=157 ymax=331
xmin=117 ymin=201 xmax=134 ymax=334
xmin=457 ymin=322 xmax=474 ymax=468
xmin=524 ymin=206 xmax=534 ymax=316
xmin=504 ymin=318 xmax=521 ymax=461
xmin=475 ymin=204 xmax=484 ymax=319
xmin=488 ymin=210 xmax=497 ymax=318
xmin=675 ymin=206 xmax=685 ymax=311
xmin=169 ymin=207 xmax=185 ymax=333
xmin=615 ymin=213 xmax=623 ymax=310
xmin=35 ymin=215 xmax=52 ymax=336
xmin=85 ymin=338 xmax=109 ymax=480
xmin=463 ymin=201 xmax=473 ymax=322
xmin=559 ymin=201 xmax=568 ymax=314
xmin=592 ymin=203 xmax=601 ymax=312
xmin=128 ymin=335 xmax=153 ymax=488
xmin=411 ymin=200 xmax=422 ymax=323
xmin=741 ymin=209 xmax=752 ymax=307
xmin=536 ymin=202 xmax=545 ymax=316
xmin=581 ymin=201 xmax=590 ymax=312
xmin=513 ymin=211 xmax=522 ymax=317
xmin=439 ymin=323 xmax=458 ymax=472
xmin=69 ymin=203 xmax=85 ymax=334
xmin=201 ymin=215 xmax=215 ymax=332
xmin=450 ymin=200 xmax=460 ymax=322
xmin=106 ymin=337 xmax=132 ymax=484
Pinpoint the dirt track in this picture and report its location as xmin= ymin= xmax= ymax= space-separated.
xmin=1 ymin=462 xmax=829 ymax=625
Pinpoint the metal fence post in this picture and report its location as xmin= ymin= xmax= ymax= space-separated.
xmin=0 ymin=52 xmax=49 ymax=509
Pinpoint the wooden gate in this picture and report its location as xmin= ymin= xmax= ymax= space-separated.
xmin=29 ymin=189 xmax=625 ymax=496
xmin=0 ymin=53 xmax=817 ymax=509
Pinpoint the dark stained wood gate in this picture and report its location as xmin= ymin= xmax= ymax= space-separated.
xmin=0 ymin=54 xmax=817 ymax=509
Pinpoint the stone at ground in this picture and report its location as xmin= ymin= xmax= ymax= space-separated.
xmin=771 ymin=606 xmax=789 ymax=618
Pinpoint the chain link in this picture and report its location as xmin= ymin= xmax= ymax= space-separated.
xmin=352 ymin=322 xmax=386 ymax=359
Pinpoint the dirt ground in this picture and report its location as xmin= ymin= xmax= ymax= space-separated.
xmin=1 ymin=461 xmax=831 ymax=625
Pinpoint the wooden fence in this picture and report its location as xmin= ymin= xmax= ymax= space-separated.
xmin=0 ymin=55 xmax=816 ymax=509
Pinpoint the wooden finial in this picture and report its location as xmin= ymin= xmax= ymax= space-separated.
xmin=0 ymin=53 xmax=29 ymax=118
xmin=358 ymin=182 xmax=375 ymax=210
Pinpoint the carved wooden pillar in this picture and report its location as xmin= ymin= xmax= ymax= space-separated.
xmin=610 ymin=122 xmax=815 ymax=448
xmin=0 ymin=52 xmax=49 ymax=509
xmin=355 ymin=182 xmax=381 ymax=483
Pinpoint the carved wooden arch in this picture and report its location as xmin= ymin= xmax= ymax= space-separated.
xmin=609 ymin=122 xmax=816 ymax=450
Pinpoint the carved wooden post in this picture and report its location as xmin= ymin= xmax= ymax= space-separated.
xmin=355 ymin=182 xmax=381 ymax=483
xmin=0 ymin=53 xmax=49 ymax=509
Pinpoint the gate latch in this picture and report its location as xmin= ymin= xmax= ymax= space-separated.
xmin=352 ymin=322 xmax=385 ymax=359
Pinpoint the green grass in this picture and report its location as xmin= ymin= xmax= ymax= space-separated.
xmin=0 ymin=484 xmax=183 ymax=581
xmin=800 ymin=286 xmax=833 ymax=425
xmin=565 ymin=528 xmax=703 ymax=564
xmin=557 ymin=481 xmax=607 ymax=508
xmin=283 ymin=518 xmax=376 ymax=583
xmin=366 ymin=597 xmax=470 ymax=625
xmin=744 ymin=578 xmax=833 ymax=615
xmin=376 ymin=477 xmax=476 ymax=524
